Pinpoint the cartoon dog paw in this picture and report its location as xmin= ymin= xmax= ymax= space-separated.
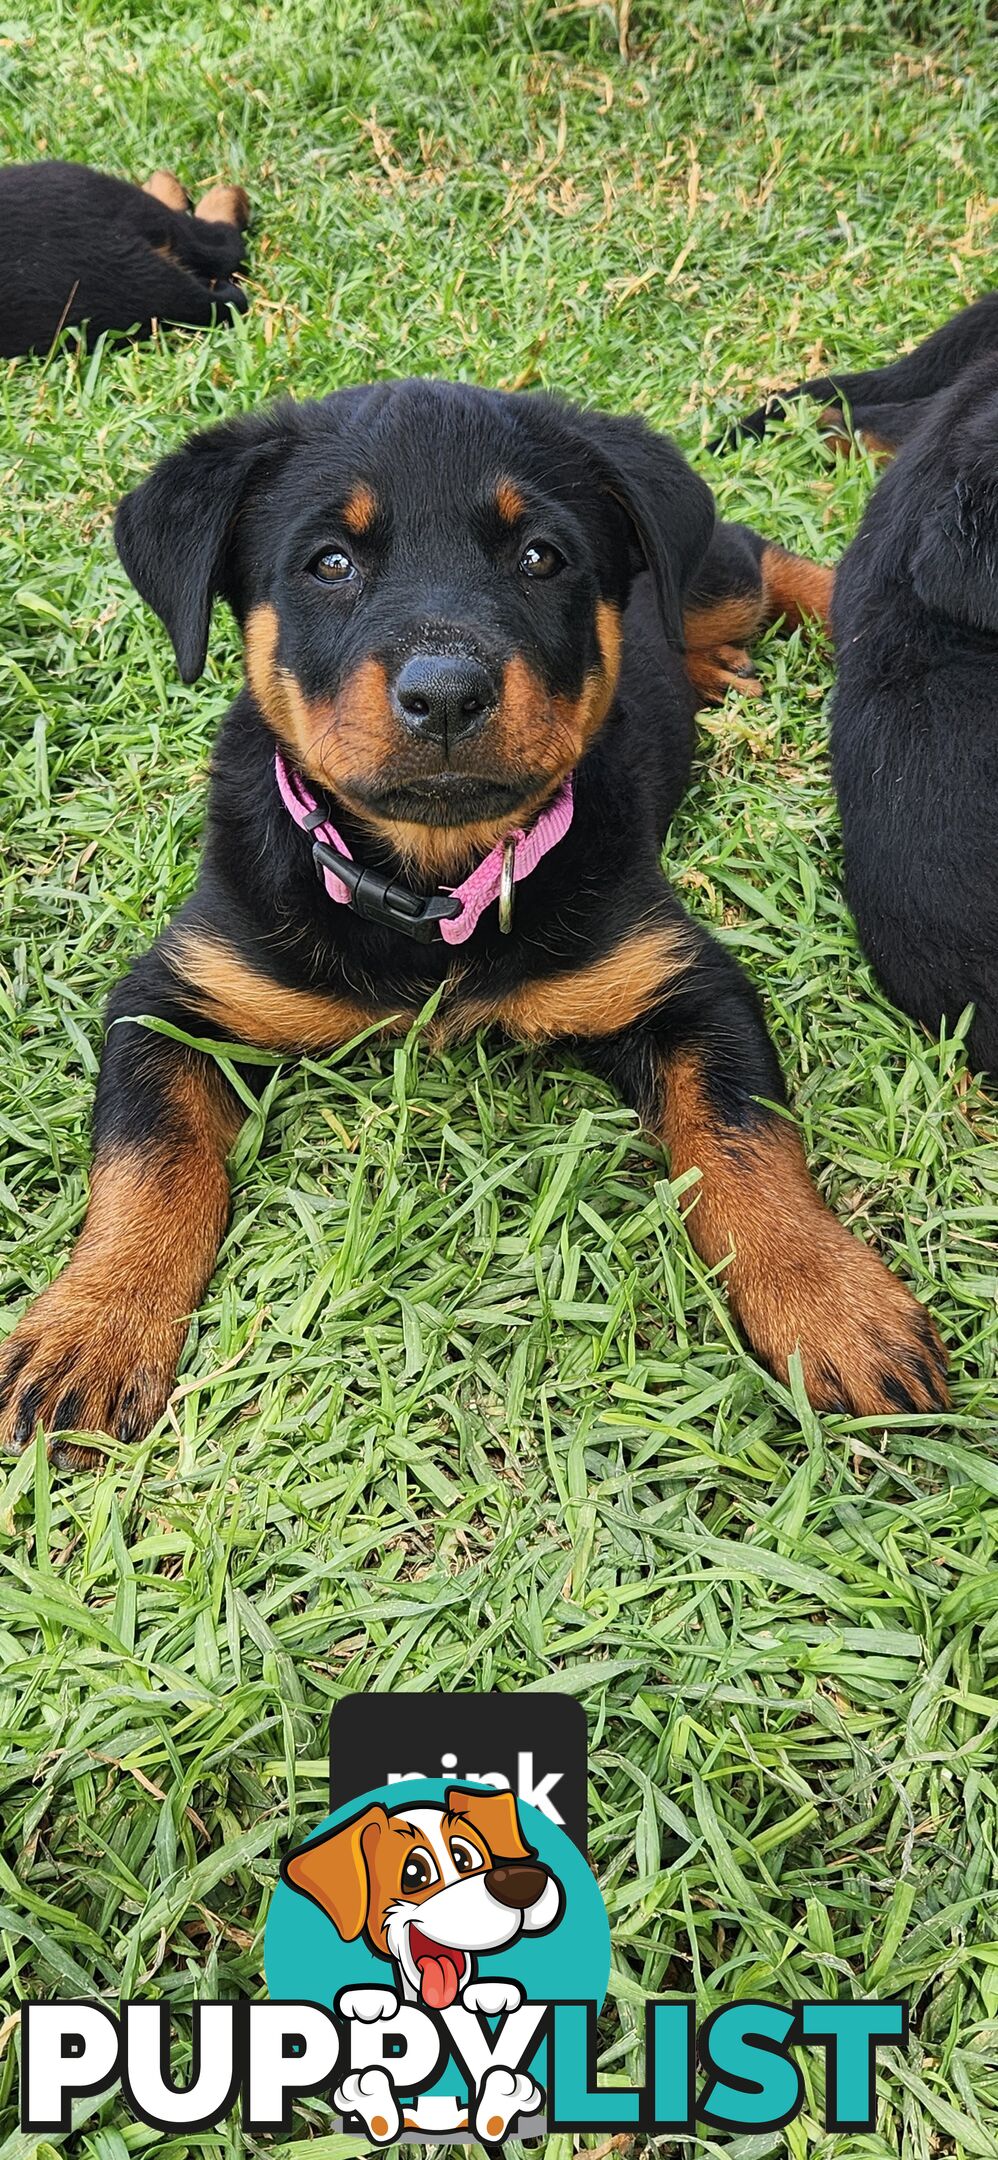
xmin=462 ymin=1979 xmax=524 ymax=2016
xmin=334 ymin=2068 xmax=401 ymax=2143
xmin=336 ymin=1985 xmax=399 ymax=2022
xmin=474 ymin=2066 xmax=543 ymax=2141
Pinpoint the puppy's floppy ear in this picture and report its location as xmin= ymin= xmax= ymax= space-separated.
xmin=281 ymin=1803 xmax=388 ymax=1941
xmin=114 ymin=411 xmax=286 ymax=683
xmin=566 ymin=403 xmax=716 ymax=643
xmin=910 ymin=473 xmax=998 ymax=634
xmin=446 ymin=1785 xmax=534 ymax=1862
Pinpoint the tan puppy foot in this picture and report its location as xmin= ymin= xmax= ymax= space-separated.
xmin=143 ymin=169 xmax=190 ymax=212
xmin=685 ymin=643 xmax=763 ymax=705
xmin=195 ymin=184 xmax=251 ymax=229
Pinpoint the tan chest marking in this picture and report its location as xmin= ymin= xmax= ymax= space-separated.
xmin=462 ymin=922 xmax=691 ymax=1044
xmin=170 ymin=930 xmax=413 ymax=1052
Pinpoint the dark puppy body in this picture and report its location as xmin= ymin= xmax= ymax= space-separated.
xmin=0 ymin=379 xmax=945 ymax=1458
xmin=713 ymin=293 xmax=998 ymax=457
xmin=0 ymin=162 xmax=250 ymax=358
xmin=830 ymin=354 xmax=998 ymax=1076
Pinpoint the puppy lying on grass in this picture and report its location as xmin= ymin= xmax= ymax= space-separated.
xmin=0 ymin=378 xmax=947 ymax=1461
xmin=830 ymin=353 xmax=998 ymax=1078
xmin=0 ymin=161 xmax=250 ymax=357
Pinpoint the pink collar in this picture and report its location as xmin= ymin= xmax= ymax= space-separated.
xmin=274 ymin=751 xmax=574 ymax=946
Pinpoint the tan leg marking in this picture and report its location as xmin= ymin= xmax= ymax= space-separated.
xmin=195 ymin=183 xmax=250 ymax=229
xmin=0 ymin=1062 xmax=241 ymax=1456
xmin=760 ymin=546 xmax=835 ymax=629
xmin=817 ymin=406 xmax=896 ymax=465
xmin=170 ymin=931 xmax=407 ymax=1051
xmin=660 ymin=1052 xmax=948 ymax=1415
xmin=683 ymin=593 xmax=765 ymax=704
xmin=142 ymin=170 xmax=190 ymax=212
xmin=683 ymin=592 xmax=764 ymax=651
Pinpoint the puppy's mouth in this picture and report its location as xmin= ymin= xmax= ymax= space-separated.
xmin=351 ymin=773 xmax=547 ymax=828
xmin=408 ymin=1923 xmax=468 ymax=2009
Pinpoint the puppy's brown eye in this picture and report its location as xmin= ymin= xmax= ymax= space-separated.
xmin=519 ymin=540 xmax=565 ymax=580
xmin=311 ymin=548 xmax=356 ymax=584
xmin=401 ymin=1850 xmax=436 ymax=1893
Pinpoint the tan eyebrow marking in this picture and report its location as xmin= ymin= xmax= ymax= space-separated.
xmin=341 ymin=481 xmax=377 ymax=535
xmin=495 ymin=478 xmax=525 ymax=524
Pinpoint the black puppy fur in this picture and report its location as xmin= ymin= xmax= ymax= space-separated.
xmin=830 ymin=353 xmax=998 ymax=1078
xmin=0 ymin=162 xmax=249 ymax=358
xmin=712 ymin=292 xmax=998 ymax=456
xmin=0 ymin=379 xmax=946 ymax=1461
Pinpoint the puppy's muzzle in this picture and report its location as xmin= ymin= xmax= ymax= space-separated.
xmin=484 ymin=1862 xmax=550 ymax=1909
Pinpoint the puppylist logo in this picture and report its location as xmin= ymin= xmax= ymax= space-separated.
xmin=20 ymin=1694 xmax=907 ymax=2141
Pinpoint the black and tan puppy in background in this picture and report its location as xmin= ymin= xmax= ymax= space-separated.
xmin=830 ymin=353 xmax=998 ymax=1078
xmin=0 ymin=378 xmax=947 ymax=1461
xmin=0 ymin=162 xmax=251 ymax=357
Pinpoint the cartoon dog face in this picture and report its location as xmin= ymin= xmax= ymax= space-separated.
xmin=282 ymin=1786 xmax=563 ymax=2007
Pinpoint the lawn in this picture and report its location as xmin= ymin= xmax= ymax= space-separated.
xmin=2 ymin=1 xmax=998 ymax=2155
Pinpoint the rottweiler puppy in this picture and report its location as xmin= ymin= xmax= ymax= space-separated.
xmin=830 ymin=353 xmax=998 ymax=1078
xmin=711 ymin=292 xmax=998 ymax=459
xmin=0 ymin=162 xmax=250 ymax=358
xmin=0 ymin=379 xmax=947 ymax=1461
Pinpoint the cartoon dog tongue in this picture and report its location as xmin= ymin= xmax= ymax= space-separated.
xmin=411 ymin=1932 xmax=464 ymax=2009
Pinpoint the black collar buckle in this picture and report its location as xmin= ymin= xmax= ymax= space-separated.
xmin=311 ymin=835 xmax=463 ymax=943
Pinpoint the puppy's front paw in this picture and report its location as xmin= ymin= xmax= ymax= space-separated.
xmin=336 ymin=1985 xmax=399 ymax=2022
xmin=474 ymin=2067 xmax=542 ymax=2142
xmin=731 ymin=1228 xmax=949 ymax=1417
xmin=462 ymin=1979 xmax=523 ymax=2015
xmin=335 ymin=2069 xmax=400 ymax=2143
xmin=0 ymin=1278 xmax=181 ymax=1464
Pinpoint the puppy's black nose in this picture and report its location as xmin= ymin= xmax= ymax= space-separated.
xmin=484 ymin=1863 xmax=549 ymax=1910
xmin=392 ymin=653 xmax=496 ymax=744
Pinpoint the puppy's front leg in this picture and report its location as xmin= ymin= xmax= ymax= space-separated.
xmin=0 ymin=955 xmax=243 ymax=1462
xmin=2 ymin=919 xmax=389 ymax=1461
xmin=564 ymin=914 xmax=949 ymax=1415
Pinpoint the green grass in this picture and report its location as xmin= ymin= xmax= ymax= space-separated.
xmin=2 ymin=1 xmax=998 ymax=2155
